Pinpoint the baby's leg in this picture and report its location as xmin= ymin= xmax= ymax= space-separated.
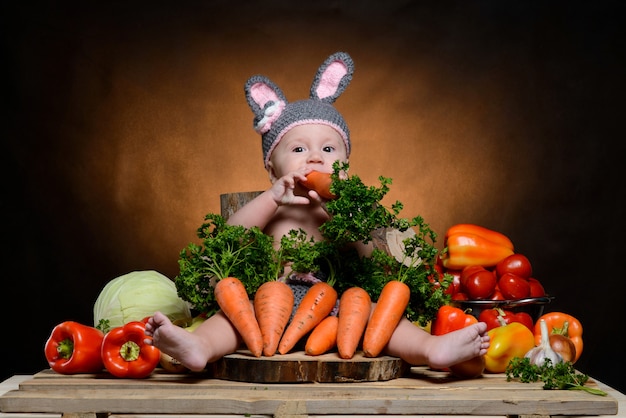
xmin=144 ymin=311 xmax=241 ymax=372
xmin=385 ymin=318 xmax=490 ymax=369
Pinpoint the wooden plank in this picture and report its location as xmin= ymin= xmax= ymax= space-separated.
xmin=0 ymin=385 xmax=617 ymax=416
xmin=0 ymin=367 xmax=617 ymax=417
xmin=106 ymin=416 xmax=502 ymax=418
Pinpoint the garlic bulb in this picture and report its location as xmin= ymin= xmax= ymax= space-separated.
xmin=525 ymin=319 xmax=563 ymax=366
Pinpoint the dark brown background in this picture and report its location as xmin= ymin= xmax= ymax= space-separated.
xmin=2 ymin=1 xmax=625 ymax=394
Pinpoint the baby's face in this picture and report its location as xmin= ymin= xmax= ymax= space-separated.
xmin=268 ymin=124 xmax=348 ymax=178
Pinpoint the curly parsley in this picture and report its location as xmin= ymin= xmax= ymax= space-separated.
xmin=175 ymin=213 xmax=277 ymax=315
xmin=320 ymin=162 xmax=451 ymax=324
xmin=506 ymin=357 xmax=607 ymax=396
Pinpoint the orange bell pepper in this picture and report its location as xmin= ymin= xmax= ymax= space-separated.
xmin=441 ymin=224 xmax=515 ymax=270
xmin=534 ymin=312 xmax=583 ymax=363
xmin=484 ymin=322 xmax=535 ymax=373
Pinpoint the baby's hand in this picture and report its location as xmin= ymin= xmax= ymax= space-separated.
xmin=270 ymin=171 xmax=311 ymax=206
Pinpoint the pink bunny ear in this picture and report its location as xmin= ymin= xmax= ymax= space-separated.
xmin=310 ymin=52 xmax=354 ymax=104
xmin=244 ymin=75 xmax=287 ymax=134
xmin=249 ymin=81 xmax=281 ymax=109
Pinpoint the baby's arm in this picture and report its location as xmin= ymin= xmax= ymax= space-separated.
xmin=227 ymin=171 xmax=314 ymax=229
xmin=227 ymin=190 xmax=280 ymax=230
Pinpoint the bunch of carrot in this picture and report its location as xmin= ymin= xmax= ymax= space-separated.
xmin=305 ymin=280 xmax=410 ymax=359
xmin=214 ymin=275 xmax=339 ymax=358
xmin=215 ymin=274 xmax=410 ymax=359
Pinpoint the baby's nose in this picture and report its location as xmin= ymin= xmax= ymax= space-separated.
xmin=307 ymin=151 xmax=323 ymax=163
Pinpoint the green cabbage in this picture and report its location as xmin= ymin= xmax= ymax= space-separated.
xmin=93 ymin=270 xmax=192 ymax=330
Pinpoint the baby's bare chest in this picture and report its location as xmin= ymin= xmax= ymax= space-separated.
xmin=264 ymin=207 xmax=328 ymax=242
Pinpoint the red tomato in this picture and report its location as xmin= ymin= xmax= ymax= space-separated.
xmin=512 ymin=311 xmax=535 ymax=332
xmin=498 ymin=273 xmax=530 ymax=300
xmin=444 ymin=269 xmax=462 ymax=295
xmin=451 ymin=292 xmax=469 ymax=301
xmin=463 ymin=270 xmax=497 ymax=299
xmin=478 ymin=308 xmax=534 ymax=332
xmin=528 ymin=277 xmax=546 ymax=297
xmin=490 ymin=289 xmax=505 ymax=300
xmin=460 ymin=265 xmax=487 ymax=288
xmin=427 ymin=266 xmax=442 ymax=289
xmin=496 ymin=254 xmax=532 ymax=279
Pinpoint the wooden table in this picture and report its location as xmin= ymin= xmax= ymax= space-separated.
xmin=0 ymin=365 xmax=621 ymax=418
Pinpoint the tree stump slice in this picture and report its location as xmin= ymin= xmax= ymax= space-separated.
xmin=220 ymin=191 xmax=263 ymax=221
xmin=209 ymin=350 xmax=408 ymax=383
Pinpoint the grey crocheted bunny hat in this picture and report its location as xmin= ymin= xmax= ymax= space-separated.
xmin=244 ymin=52 xmax=355 ymax=169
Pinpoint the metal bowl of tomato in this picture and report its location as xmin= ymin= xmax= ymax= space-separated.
xmin=450 ymin=296 xmax=555 ymax=323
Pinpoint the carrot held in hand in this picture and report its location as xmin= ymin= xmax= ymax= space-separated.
xmin=305 ymin=315 xmax=339 ymax=356
xmin=337 ymin=286 xmax=371 ymax=359
xmin=363 ymin=280 xmax=411 ymax=357
xmin=215 ymin=277 xmax=263 ymax=357
xmin=254 ymin=280 xmax=294 ymax=357
xmin=278 ymin=281 xmax=338 ymax=355
xmin=301 ymin=171 xmax=336 ymax=200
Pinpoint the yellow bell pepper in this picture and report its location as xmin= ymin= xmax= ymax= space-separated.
xmin=484 ymin=322 xmax=535 ymax=373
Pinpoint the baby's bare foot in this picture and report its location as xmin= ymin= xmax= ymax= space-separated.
xmin=427 ymin=322 xmax=490 ymax=370
xmin=145 ymin=311 xmax=210 ymax=372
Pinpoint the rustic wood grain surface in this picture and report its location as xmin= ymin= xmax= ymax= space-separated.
xmin=0 ymin=352 xmax=618 ymax=418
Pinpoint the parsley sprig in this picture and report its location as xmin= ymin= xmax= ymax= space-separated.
xmin=320 ymin=162 xmax=450 ymax=325
xmin=175 ymin=213 xmax=277 ymax=315
xmin=321 ymin=161 xmax=408 ymax=246
xmin=506 ymin=357 xmax=607 ymax=396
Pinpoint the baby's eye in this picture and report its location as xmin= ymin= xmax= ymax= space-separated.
xmin=292 ymin=146 xmax=305 ymax=153
xmin=323 ymin=146 xmax=335 ymax=153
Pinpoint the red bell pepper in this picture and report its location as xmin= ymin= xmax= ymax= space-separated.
xmin=478 ymin=308 xmax=534 ymax=332
xmin=431 ymin=305 xmax=485 ymax=377
xmin=431 ymin=305 xmax=478 ymax=336
xmin=44 ymin=321 xmax=105 ymax=374
xmin=101 ymin=321 xmax=160 ymax=378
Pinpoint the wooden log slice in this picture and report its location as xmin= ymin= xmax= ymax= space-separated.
xmin=209 ymin=350 xmax=408 ymax=383
xmin=220 ymin=191 xmax=263 ymax=220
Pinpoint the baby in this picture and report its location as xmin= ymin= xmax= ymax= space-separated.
xmin=145 ymin=52 xmax=489 ymax=372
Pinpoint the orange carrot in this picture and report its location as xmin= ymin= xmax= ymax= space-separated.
xmin=253 ymin=280 xmax=294 ymax=357
xmin=305 ymin=315 xmax=339 ymax=356
xmin=362 ymin=280 xmax=410 ymax=358
xmin=215 ymin=276 xmax=263 ymax=357
xmin=301 ymin=171 xmax=336 ymax=200
xmin=336 ymin=287 xmax=371 ymax=359
xmin=278 ymin=281 xmax=338 ymax=355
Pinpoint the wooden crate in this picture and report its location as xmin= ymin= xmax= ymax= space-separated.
xmin=0 ymin=362 xmax=618 ymax=418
